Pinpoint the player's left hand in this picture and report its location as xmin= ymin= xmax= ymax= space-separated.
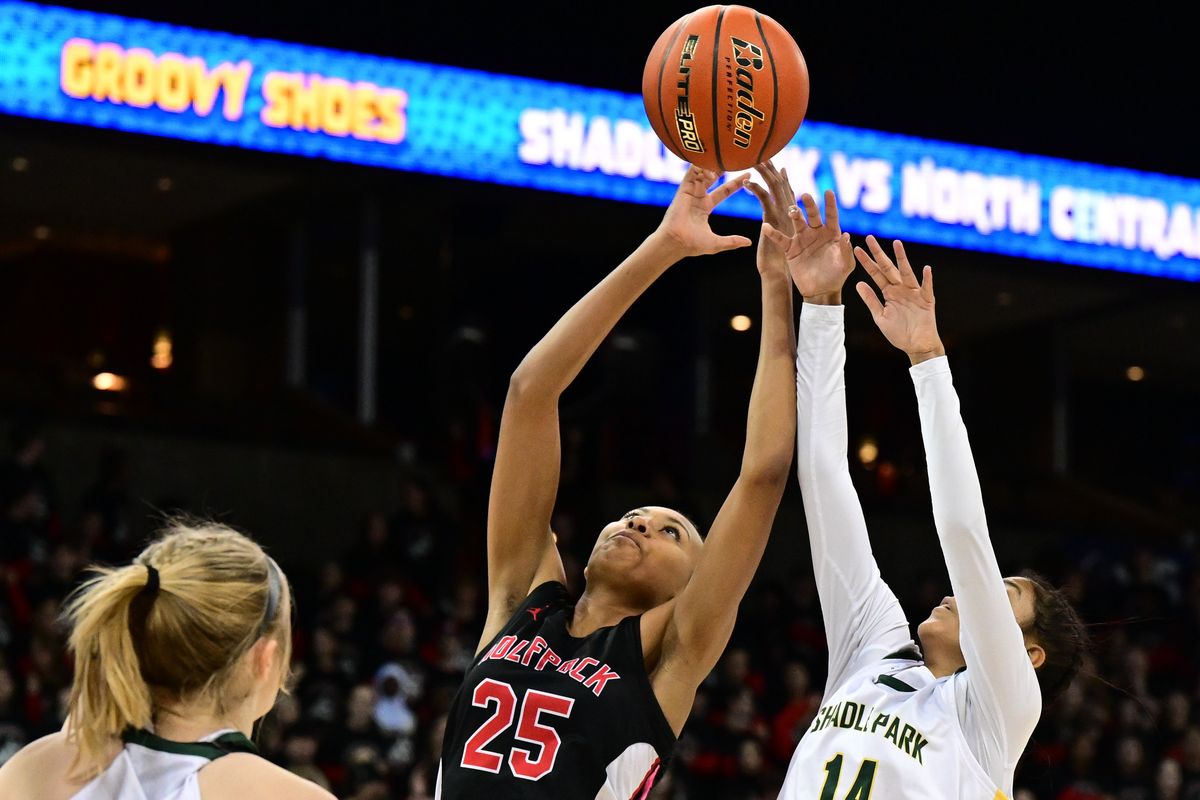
xmin=745 ymin=161 xmax=796 ymax=275
xmin=655 ymin=166 xmax=753 ymax=258
xmin=853 ymin=236 xmax=946 ymax=364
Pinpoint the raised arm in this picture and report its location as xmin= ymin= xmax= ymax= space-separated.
xmin=650 ymin=163 xmax=796 ymax=728
xmin=765 ymin=192 xmax=914 ymax=697
xmin=478 ymin=167 xmax=752 ymax=653
xmin=855 ymin=237 xmax=1041 ymax=761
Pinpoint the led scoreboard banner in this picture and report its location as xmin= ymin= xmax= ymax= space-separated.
xmin=2 ymin=1 xmax=1199 ymax=282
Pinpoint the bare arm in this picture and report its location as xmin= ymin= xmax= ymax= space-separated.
xmin=650 ymin=163 xmax=796 ymax=730
xmin=478 ymin=167 xmax=752 ymax=653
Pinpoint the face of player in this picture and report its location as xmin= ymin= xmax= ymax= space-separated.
xmin=584 ymin=505 xmax=704 ymax=609
xmin=917 ymin=576 xmax=1044 ymax=669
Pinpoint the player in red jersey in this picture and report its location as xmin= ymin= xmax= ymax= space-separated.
xmin=437 ymin=163 xmax=802 ymax=799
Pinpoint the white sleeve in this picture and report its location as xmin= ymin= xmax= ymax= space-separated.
xmin=910 ymin=357 xmax=1041 ymax=781
xmin=797 ymin=303 xmax=915 ymax=699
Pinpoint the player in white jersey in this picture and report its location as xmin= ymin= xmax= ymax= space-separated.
xmin=762 ymin=199 xmax=1087 ymax=800
xmin=0 ymin=519 xmax=333 ymax=800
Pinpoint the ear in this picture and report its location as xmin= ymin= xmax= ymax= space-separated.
xmin=1027 ymin=642 xmax=1046 ymax=670
xmin=254 ymin=636 xmax=280 ymax=680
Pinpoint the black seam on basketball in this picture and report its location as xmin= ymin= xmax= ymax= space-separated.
xmin=753 ymin=13 xmax=779 ymax=165
xmin=656 ymin=17 xmax=688 ymax=160
xmin=711 ymin=6 xmax=727 ymax=171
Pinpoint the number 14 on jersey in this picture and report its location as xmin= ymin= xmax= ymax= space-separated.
xmin=820 ymin=754 xmax=877 ymax=800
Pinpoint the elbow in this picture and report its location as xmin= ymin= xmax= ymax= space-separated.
xmin=507 ymin=368 xmax=532 ymax=399
xmin=507 ymin=365 xmax=552 ymax=403
xmin=795 ymin=445 xmax=844 ymax=485
xmin=504 ymin=368 xmax=562 ymax=418
xmin=933 ymin=507 xmax=989 ymax=541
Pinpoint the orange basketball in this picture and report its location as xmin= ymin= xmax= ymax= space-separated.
xmin=642 ymin=5 xmax=809 ymax=172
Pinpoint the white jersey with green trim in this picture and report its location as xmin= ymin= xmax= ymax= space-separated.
xmin=779 ymin=656 xmax=1006 ymax=800
xmin=72 ymin=728 xmax=249 ymax=800
xmin=779 ymin=304 xmax=1041 ymax=800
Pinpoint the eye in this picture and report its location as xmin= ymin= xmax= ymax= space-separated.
xmin=664 ymin=526 xmax=681 ymax=540
xmin=622 ymin=511 xmax=637 ymax=520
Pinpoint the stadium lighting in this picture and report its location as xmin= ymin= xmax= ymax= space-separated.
xmin=92 ymin=372 xmax=128 ymax=392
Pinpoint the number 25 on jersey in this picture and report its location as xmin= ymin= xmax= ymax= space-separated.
xmin=460 ymin=679 xmax=575 ymax=781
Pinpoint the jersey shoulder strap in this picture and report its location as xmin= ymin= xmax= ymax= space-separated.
xmin=477 ymin=580 xmax=571 ymax=654
xmin=509 ymin=580 xmax=569 ymax=626
xmin=121 ymin=728 xmax=259 ymax=761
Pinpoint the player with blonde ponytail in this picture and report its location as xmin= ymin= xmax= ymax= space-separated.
xmin=0 ymin=519 xmax=334 ymax=800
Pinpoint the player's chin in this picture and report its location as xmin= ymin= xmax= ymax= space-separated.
xmin=916 ymin=616 xmax=943 ymax=643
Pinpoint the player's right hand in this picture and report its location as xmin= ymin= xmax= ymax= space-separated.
xmin=853 ymin=236 xmax=945 ymax=365
xmin=654 ymin=165 xmax=753 ymax=258
xmin=760 ymin=189 xmax=853 ymax=300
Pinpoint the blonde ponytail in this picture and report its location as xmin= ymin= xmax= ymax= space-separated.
xmin=64 ymin=563 xmax=157 ymax=777
xmin=62 ymin=520 xmax=291 ymax=778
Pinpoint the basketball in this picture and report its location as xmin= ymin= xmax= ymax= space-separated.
xmin=642 ymin=5 xmax=809 ymax=172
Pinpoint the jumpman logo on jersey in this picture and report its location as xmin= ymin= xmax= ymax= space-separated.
xmin=528 ymin=605 xmax=549 ymax=621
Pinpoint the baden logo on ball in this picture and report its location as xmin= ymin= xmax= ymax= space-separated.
xmin=643 ymin=4 xmax=809 ymax=172
xmin=729 ymin=36 xmax=765 ymax=152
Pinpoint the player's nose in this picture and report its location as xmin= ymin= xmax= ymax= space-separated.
xmin=626 ymin=515 xmax=650 ymax=535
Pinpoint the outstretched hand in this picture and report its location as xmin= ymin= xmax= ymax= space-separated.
xmin=745 ymin=161 xmax=796 ymax=237
xmin=745 ymin=161 xmax=796 ymax=275
xmin=853 ymin=236 xmax=945 ymax=364
xmin=656 ymin=166 xmax=753 ymax=258
xmin=760 ymin=190 xmax=853 ymax=300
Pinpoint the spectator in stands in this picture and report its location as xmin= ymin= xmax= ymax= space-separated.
xmin=2 ymin=427 xmax=1200 ymax=800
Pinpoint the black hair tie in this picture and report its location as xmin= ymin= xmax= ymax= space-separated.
xmin=144 ymin=564 xmax=160 ymax=595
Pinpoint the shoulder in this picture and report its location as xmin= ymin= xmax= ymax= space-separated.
xmin=526 ymin=579 xmax=570 ymax=608
xmin=957 ymin=660 xmax=1041 ymax=709
xmin=0 ymin=730 xmax=74 ymax=774
xmin=477 ymin=580 xmax=571 ymax=655
xmin=0 ymin=731 xmax=94 ymax=800
xmin=954 ymin=665 xmax=1042 ymax=737
xmin=199 ymin=753 xmax=336 ymax=800
xmin=638 ymin=598 xmax=677 ymax=671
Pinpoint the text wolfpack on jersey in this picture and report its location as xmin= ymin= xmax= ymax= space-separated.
xmin=481 ymin=635 xmax=621 ymax=697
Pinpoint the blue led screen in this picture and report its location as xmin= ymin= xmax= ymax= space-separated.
xmin=2 ymin=1 xmax=1198 ymax=280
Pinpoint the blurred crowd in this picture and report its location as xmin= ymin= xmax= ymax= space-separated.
xmin=1 ymin=419 xmax=1199 ymax=800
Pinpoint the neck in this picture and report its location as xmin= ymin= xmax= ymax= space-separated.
xmin=569 ymin=583 xmax=644 ymax=638
xmin=152 ymin=697 xmax=257 ymax=741
xmin=923 ymin=649 xmax=966 ymax=679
